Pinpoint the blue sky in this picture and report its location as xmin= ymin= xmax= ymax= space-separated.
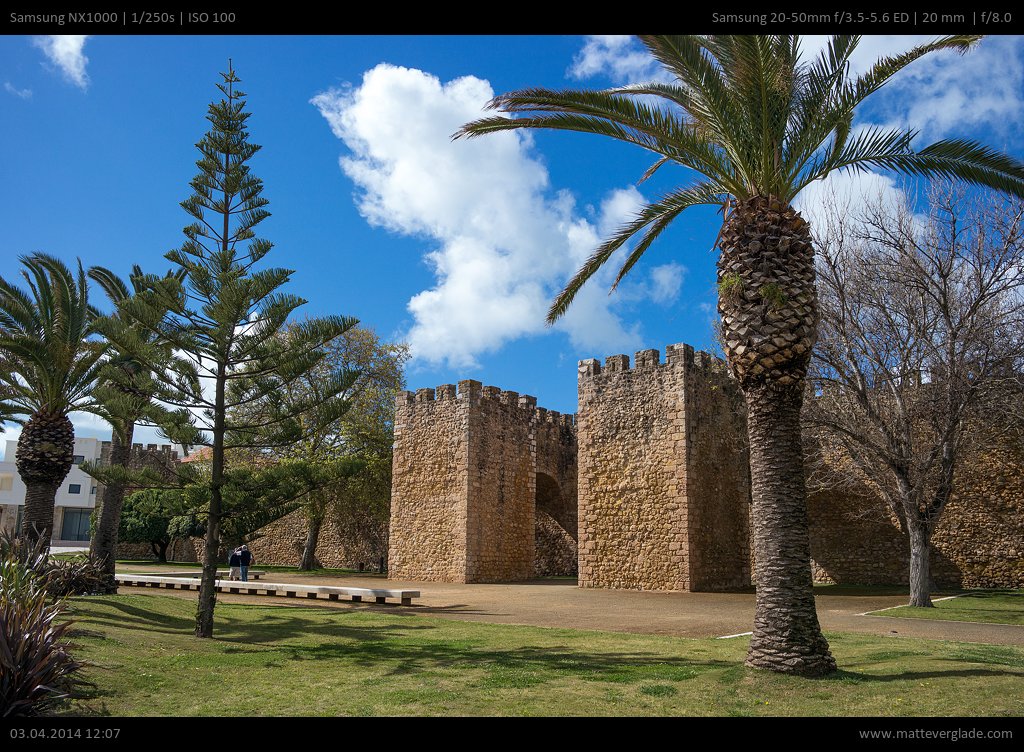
xmin=2 ymin=34 xmax=1023 ymax=447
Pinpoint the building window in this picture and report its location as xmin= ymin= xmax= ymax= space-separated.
xmin=90 ymin=486 xmax=97 ymax=494
xmin=15 ymin=505 xmax=24 ymax=532
xmin=60 ymin=508 xmax=92 ymax=542
xmin=0 ymin=475 xmax=12 ymax=491
xmin=72 ymin=455 xmax=85 ymax=465
xmin=68 ymin=484 xmax=82 ymax=494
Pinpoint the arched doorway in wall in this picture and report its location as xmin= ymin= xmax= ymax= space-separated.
xmin=535 ymin=472 xmax=577 ymax=577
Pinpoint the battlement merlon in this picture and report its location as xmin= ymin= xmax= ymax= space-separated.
xmin=395 ymin=380 xmax=575 ymax=428
xmin=578 ymin=343 xmax=728 ymax=382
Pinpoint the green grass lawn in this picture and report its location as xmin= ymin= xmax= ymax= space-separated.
xmin=875 ymin=591 xmax=1024 ymax=626
xmin=60 ymin=594 xmax=1024 ymax=717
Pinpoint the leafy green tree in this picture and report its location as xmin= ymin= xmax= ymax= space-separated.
xmin=118 ymin=489 xmax=185 ymax=562
xmin=0 ymin=255 xmax=104 ymax=547
xmin=457 ymin=35 xmax=1024 ymax=675
xmin=103 ymin=66 xmax=358 ymax=637
xmin=242 ymin=325 xmax=408 ymax=570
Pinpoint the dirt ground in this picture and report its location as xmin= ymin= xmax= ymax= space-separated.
xmin=114 ymin=565 xmax=1024 ymax=646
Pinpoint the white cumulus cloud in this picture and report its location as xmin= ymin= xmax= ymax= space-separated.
xmin=33 ymin=35 xmax=90 ymax=89
xmin=312 ymin=64 xmax=673 ymax=368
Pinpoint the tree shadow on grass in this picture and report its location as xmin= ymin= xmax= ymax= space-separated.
xmin=270 ymin=639 xmax=737 ymax=687
xmin=68 ymin=596 xmax=440 ymax=645
xmin=830 ymin=666 xmax=1024 ymax=683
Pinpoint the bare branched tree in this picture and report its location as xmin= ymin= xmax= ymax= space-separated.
xmin=806 ymin=182 xmax=1024 ymax=607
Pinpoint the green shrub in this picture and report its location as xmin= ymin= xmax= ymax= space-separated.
xmin=0 ymin=531 xmax=105 ymax=597
xmin=0 ymin=556 xmax=84 ymax=717
xmin=43 ymin=556 xmax=106 ymax=598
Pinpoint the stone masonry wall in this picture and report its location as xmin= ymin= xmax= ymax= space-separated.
xmin=464 ymin=383 xmax=535 ymax=581
xmin=577 ymin=345 xmax=692 ymax=590
xmin=809 ymin=431 xmax=1024 ymax=588
xmin=388 ymin=384 xmax=470 ymax=582
xmin=247 ymin=509 xmax=382 ymax=570
xmin=534 ymin=508 xmax=577 ymax=577
xmin=683 ymin=352 xmax=752 ymax=591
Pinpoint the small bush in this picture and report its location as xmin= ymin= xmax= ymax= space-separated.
xmin=0 ymin=557 xmax=84 ymax=717
xmin=0 ymin=531 xmax=105 ymax=597
xmin=44 ymin=556 xmax=106 ymax=598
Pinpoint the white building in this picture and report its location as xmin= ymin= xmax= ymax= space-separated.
xmin=0 ymin=437 xmax=103 ymax=546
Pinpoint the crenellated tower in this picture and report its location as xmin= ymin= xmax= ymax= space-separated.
xmin=388 ymin=380 xmax=577 ymax=583
xmin=576 ymin=343 xmax=751 ymax=591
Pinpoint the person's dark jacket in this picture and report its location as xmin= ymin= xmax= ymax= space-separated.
xmin=229 ymin=550 xmax=241 ymax=566
xmin=239 ymin=549 xmax=254 ymax=566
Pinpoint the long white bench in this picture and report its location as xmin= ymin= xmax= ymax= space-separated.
xmin=115 ymin=574 xmax=419 ymax=606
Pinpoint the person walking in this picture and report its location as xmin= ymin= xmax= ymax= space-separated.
xmin=228 ymin=547 xmax=242 ymax=581
xmin=239 ymin=545 xmax=255 ymax=583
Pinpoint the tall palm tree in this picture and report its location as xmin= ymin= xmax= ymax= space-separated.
xmin=85 ymin=264 xmax=185 ymax=592
xmin=0 ymin=254 xmax=104 ymax=547
xmin=457 ymin=35 xmax=1024 ymax=676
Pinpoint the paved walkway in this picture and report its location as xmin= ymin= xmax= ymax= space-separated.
xmin=116 ymin=566 xmax=1024 ymax=647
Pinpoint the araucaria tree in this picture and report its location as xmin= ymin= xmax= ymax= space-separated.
xmin=0 ymin=255 xmax=104 ymax=547
xmin=109 ymin=66 xmax=357 ymax=637
xmin=457 ymin=35 xmax=1024 ymax=676
xmin=807 ymin=184 xmax=1024 ymax=607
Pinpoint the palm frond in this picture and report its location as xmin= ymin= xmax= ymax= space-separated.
xmin=547 ymin=182 xmax=725 ymax=323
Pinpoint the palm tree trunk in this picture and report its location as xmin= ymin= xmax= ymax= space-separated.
xmin=90 ymin=424 xmax=134 ymax=594
xmin=718 ymin=196 xmax=835 ymax=677
xmin=743 ymin=382 xmax=836 ymax=676
xmin=21 ymin=480 xmax=60 ymax=547
xmin=300 ymin=513 xmax=323 ymax=571
xmin=907 ymin=516 xmax=933 ymax=608
xmin=16 ymin=412 xmax=75 ymax=549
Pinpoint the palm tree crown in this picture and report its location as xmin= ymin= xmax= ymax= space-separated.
xmin=0 ymin=254 xmax=103 ymax=421
xmin=457 ymin=35 xmax=1024 ymax=320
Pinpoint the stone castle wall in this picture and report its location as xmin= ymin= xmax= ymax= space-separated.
xmin=465 ymin=384 xmax=536 ymax=582
xmin=681 ymin=352 xmax=751 ymax=591
xmin=577 ymin=344 xmax=750 ymax=591
xmin=247 ymin=509 xmax=384 ymax=570
xmin=576 ymin=348 xmax=690 ymax=590
xmin=387 ymin=340 xmax=1022 ymax=592
xmin=809 ymin=431 xmax=1024 ymax=589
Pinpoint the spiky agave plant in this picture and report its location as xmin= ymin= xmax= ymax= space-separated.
xmin=457 ymin=35 xmax=1024 ymax=676
xmin=0 ymin=536 xmax=85 ymax=716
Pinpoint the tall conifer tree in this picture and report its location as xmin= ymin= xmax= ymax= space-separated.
xmin=110 ymin=65 xmax=358 ymax=637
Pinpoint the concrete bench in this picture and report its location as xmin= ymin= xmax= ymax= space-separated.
xmin=140 ymin=570 xmax=268 ymax=581
xmin=114 ymin=574 xmax=419 ymax=606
